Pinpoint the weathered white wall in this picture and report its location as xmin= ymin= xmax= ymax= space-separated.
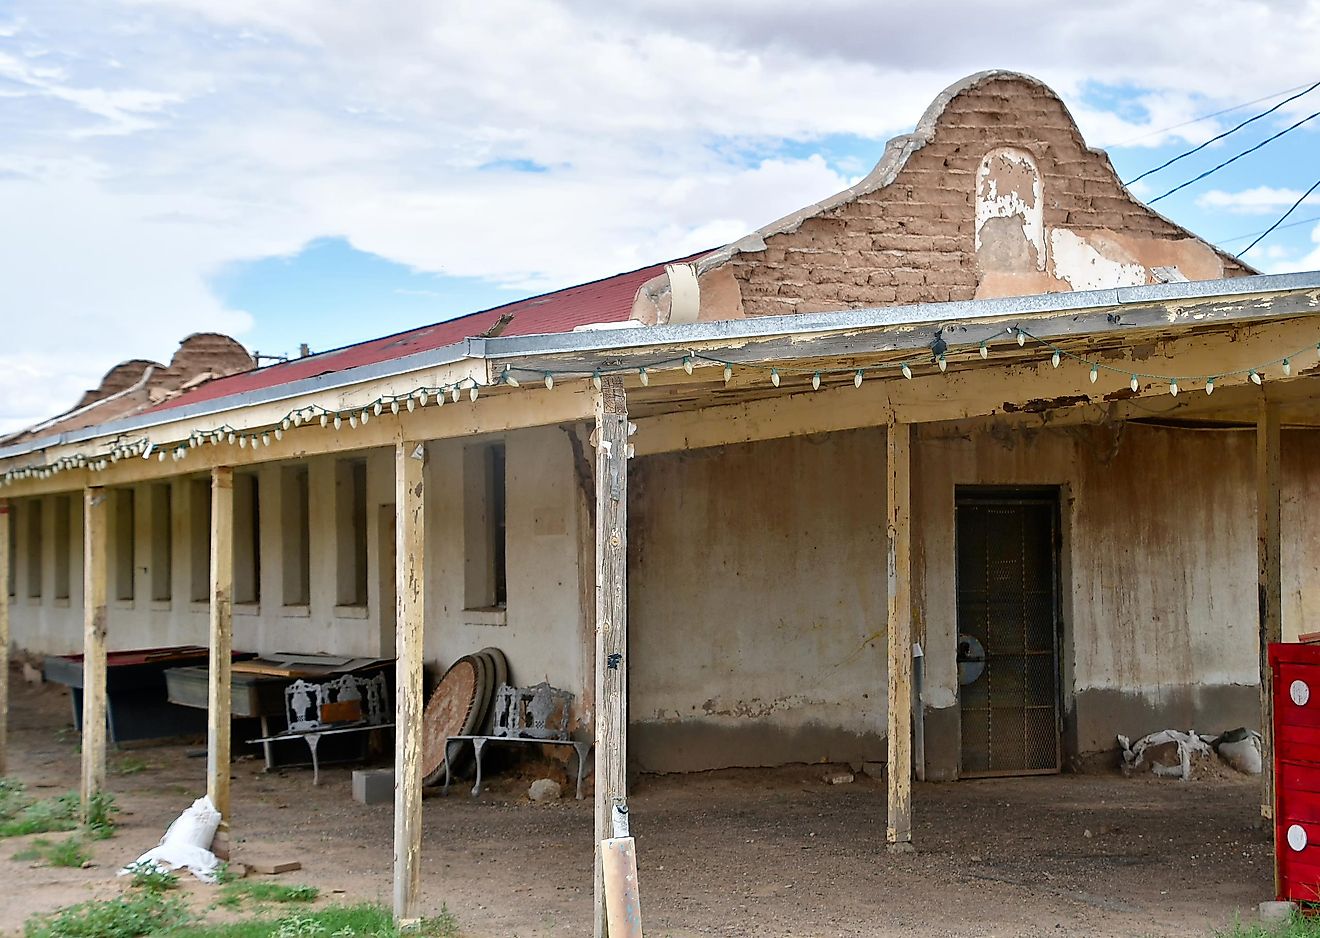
xmin=628 ymin=429 xmax=888 ymax=773
xmin=7 ymin=428 xmax=591 ymax=720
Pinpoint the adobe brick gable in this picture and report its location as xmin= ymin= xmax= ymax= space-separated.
xmin=634 ymin=71 xmax=1253 ymax=325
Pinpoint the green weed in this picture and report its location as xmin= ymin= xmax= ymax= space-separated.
xmin=123 ymin=859 xmax=180 ymax=893
xmin=13 ymin=836 xmax=90 ymax=868
xmin=216 ymin=882 xmax=319 ymax=910
xmin=22 ymin=891 xmax=187 ymax=938
xmin=1218 ymin=912 xmax=1320 ymax=937
xmin=167 ymin=903 xmax=453 ymax=938
xmin=111 ymin=757 xmax=150 ymax=776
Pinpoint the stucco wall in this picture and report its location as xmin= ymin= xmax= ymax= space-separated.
xmin=6 ymin=428 xmax=590 ymax=721
xmin=628 ymin=430 xmax=888 ymax=773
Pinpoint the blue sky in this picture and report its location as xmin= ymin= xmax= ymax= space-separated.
xmin=2 ymin=1 xmax=1319 ymax=431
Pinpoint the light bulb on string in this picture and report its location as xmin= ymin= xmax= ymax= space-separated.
xmin=1017 ymin=329 xmax=1026 ymax=347
xmin=470 ymin=385 xmax=479 ymax=402
xmin=1169 ymin=380 xmax=1179 ymax=397
xmin=239 ymin=436 xmax=247 ymax=449
xmin=1206 ymin=377 xmax=1216 ymax=396
xmin=937 ymin=354 xmax=947 ymax=373
xmin=638 ymin=368 xmax=648 ymax=387
xmin=391 ymin=400 xmax=399 ymax=414
xmin=683 ymin=356 xmax=694 ymax=375
xmin=1051 ymin=350 xmax=1061 ymax=368
xmin=274 ymin=428 xmax=283 ymax=441
xmin=812 ymin=372 xmax=821 ymax=390
xmin=406 ymin=399 xmax=415 ymax=413
xmin=320 ymin=415 xmax=328 ymax=428
xmin=723 ymin=364 xmax=732 ymax=384
xmin=360 ymin=410 xmax=369 ymax=425
xmin=451 ymin=386 xmax=461 ymax=403
xmin=979 ymin=341 xmax=988 ymax=360
xmin=1130 ymin=375 xmax=1139 ymax=393
xmin=770 ymin=368 xmax=780 ymax=388
xmin=901 ymin=363 xmax=912 ymax=380
xmin=281 ymin=418 xmax=291 ymax=431
xmin=1284 ymin=358 xmax=1292 ymax=377
xmin=1089 ymin=365 xmax=1099 ymax=384
xmin=854 ymin=369 xmax=864 ymax=388
xmin=349 ymin=415 xmax=358 ymax=429
xmin=592 ymin=371 xmax=602 ymax=390
xmin=334 ymin=415 xmax=342 ymax=430
xmin=419 ymin=391 xmax=430 ymax=405
xmin=544 ymin=373 xmax=554 ymax=390
xmin=228 ymin=432 xmax=237 ymax=444
xmin=503 ymin=368 xmax=519 ymax=387
xmin=373 ymin=402 xmax=382 ymax=417
xmin=1250 ymin=369 xmax=1263 ymax=386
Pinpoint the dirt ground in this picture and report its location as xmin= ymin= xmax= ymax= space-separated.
xmin=1 ymin=676 xmax=1274 ymax=938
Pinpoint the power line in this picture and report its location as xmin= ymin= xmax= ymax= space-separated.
xmin=1125 ymin=79 xmax=1320 ymax=185
xmin=1147 ymin=109 xmax=1320 ymax=203
xmin=1217 ymin=212 xmax=1320 ymax=245
xmin=1239 ymin=175 xmax=1320 ymax=255
xmin=1115 ymin=80 xmax=1319 ymax=146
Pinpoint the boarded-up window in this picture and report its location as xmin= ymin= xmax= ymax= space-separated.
xmin=27 ymin=499 xmax=43 ymax=599
xmin=464 ymin=442 xmax=507 ymax=609
xmin=335 ymin=459 xmax=367 ymax=607
xmin=189 ymin=479 xmax=211 ymax=603
xmin=282 ymin=466 xmax=310 ymax=606
xmin=53 ymin=495 xmax=72 ymax=601
xmin=113 ymin=489 xmax=135 ymax=602
xmin=234 ymin=473 xmax=261 ymax=605
xmin=150 ymin=483 xmax=172 ymax=602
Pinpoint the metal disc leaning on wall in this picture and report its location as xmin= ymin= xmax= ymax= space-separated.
xmin=479 ymin=647 xmax=509 ymax=693
xmin=420 ymin=656 xmax=486 ymax=786
xmin=470 ymin=652 xmax=495 ymax=742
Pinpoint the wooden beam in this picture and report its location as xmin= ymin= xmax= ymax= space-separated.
xmin=393 ymin=439 xmax=426 ymax=922
xmin=80 ymin=487 xmax=108 ymax=819
xmin=630 ymin=317 xmax=1320 ymax=456
xmin=886 ymin=420 xmax=914 ymax=852
xmin=1257 ymin=399 xmax=1282 ymax=842
xmin=593 ymin=376 xmax=630 ymax=938
xmin=2 ymin=384 xmax=595 ymax=499
xmin=207 ymin=467 xmax=234 ymax=830
xmin=0 ymin=499 xmax=9 ymax=776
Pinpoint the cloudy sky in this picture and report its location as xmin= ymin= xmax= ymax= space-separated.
xmin=2 ymin=0 xmax=1319 ymax=433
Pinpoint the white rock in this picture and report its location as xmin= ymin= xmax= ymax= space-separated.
xmin=529 ymin=778 xmax=562 ymax=803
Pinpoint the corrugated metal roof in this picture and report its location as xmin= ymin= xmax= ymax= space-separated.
xmin=149 ymin=254 xmax=698 ymax=413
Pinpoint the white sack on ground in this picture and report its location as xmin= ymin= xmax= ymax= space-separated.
xmin=118 ymin=795 xmax=222 ymax=883
xmin=1117 ymin=729 xmax=1215 ymax=780
xmin=1214 ymin=728 xmax=1263 ymax=775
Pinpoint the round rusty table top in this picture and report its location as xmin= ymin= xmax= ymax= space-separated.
xmin=421 ymin=656 xmax=485 ymax=785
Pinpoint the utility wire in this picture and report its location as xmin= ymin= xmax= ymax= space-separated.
xmin=1147 ymin=109 xmax=1320 ymax=203
xmin=1218 ymin=213 xmax=1320 ymax=246
xmin=1239 ymin=175 xmax=1320 ymax=255
xmin=1115 ymin=80 xmax=1319 ymax=146
xmin=1125 ymin=79 xmax=1320 ymax=185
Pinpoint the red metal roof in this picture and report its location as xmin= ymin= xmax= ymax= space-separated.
xmin=151 ymin=254 xmax=696 ymax=413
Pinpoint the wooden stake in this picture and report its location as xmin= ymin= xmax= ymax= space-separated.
xmin=80 ymin=487 xmax=108 ymax=818
xmin=594 ymin=376 xmax=630 ymax=938
xmin=393 ymin=440 xmax=426 ymax=922
xmin=0 ymin=500 xmax=10 ymax=776
xmin=208 ymin=468 xmax=234 ymax=827
xmin=886 ymin=420 xmax=914 ymax=851
xmin=1257 ymin=400 xmax=1282 ymax=845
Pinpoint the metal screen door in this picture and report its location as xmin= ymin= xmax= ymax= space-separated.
xmin=956 ymin=491 xmax=1061 ymax=776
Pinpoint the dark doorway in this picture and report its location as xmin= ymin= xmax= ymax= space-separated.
xmin=955 ymin=488 xmax=1062 ymax=777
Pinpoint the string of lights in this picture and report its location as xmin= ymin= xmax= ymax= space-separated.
xmin=3 ymin=326 xmax=1316 ymax=487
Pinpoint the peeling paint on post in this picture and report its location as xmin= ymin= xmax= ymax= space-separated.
xmin=0 ymin=500 xmax=9 ymax=776
xmin=208 ymin=467 xmax=234 ymax=835
xmin=393 ymin=440 xmax=426 ymax=922
xmin=80 ymin=487 xmax=108 ymax=818
xmin=886 ymin=421 xmax=914 ymax=851
xmin=1258 ymin=400 xmax=1282 ymax=849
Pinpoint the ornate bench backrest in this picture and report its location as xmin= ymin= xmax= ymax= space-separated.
xmin=492 ymin=682 xmax=573 ymax=740
xmin=285 ymin=672 xmax=390 ymax=733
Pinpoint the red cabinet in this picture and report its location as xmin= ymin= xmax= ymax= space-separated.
xmin=1270 ymin=642 xmax=1320 ymax=900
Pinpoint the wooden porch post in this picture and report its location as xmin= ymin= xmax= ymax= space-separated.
xmin=594 ymin=376 xmax=629 ymax=938
xmin=0 ymin=500 xmax=9 ymax=776
xmin=80 ymin=487 xmax=108 ymax=818
xmin=393 ymin=440 xmax=426 ymax=922
xmin=208 ymin=468 xmax=234 ymax=830
xmin=1257 ymin=400 xmax=1282 ymax=832
xmin=886 ymin=420 xmax=914 ymax=852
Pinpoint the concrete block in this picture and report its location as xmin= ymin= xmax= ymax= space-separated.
xmin=1259 ymin=901 xmax=1297 ymax=922
xmin=352 ymin=768 xmax=394 ymax=805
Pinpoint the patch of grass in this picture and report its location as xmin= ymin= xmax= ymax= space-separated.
xmin=22 ymin=891 xmax=188 ymax=938
xmin=82 ymin=791 xmax=118 ymax=840
xmin=112 ymin=757 xmax=150 ymax=776
xmin=13 ymin=836 xmax=90 ymax=868
xmin=123 ymin=859 xmax=180 ymax=893
xmin=216 ymin=882 xmax=319 ymax=910
xmin=0 ymin=788 xmax=116 ymax=840
xmin=167 ymin=903 xmax=453 ymax=938
xmin=1219 ymin=913 xmax=1320 ymax=937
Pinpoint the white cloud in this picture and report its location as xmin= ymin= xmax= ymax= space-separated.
xmin=3 ymin=0 xmax=1320 ymax=433
xmin=1198 ymin=186 xmax=1320 ymax=214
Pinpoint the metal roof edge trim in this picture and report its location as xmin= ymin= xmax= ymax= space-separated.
xmin=2 ymin=269 xmax=1318 ymax=464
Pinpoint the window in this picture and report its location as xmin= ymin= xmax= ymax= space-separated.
xmin=113 ymin=489 xmax=135 ymax=601
xmin=53 ymin=495 xmax=72 ymax=601
xmin=335 ymin=459 xmax=367 ymax=607
xmin=189 ymin=479 xmax=211 ymax=603
xmin=150 ymin=484 xmax=172 ymax=602
xmin=281 ymin=466 xmax=310 ymax=606
xmin=233 ymin=473 xmax=261 ymax=605
xmin=27 ymin=499 xmax=43 ymax=599
xmin=463 ymin=442 xmax=507 ymax=610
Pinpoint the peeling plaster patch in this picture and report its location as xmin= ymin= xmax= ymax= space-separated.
xmin=975 ymin=148 xmax=1043 ymax=270
xmin=1050 ymin=229 xmax=1147 ymax=292
xmin=925 ymin=686 xmax=957 ymax=710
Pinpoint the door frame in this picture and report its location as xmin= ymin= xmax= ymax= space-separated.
xmin=953 ymin=485 xmax=1065 ymax=778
